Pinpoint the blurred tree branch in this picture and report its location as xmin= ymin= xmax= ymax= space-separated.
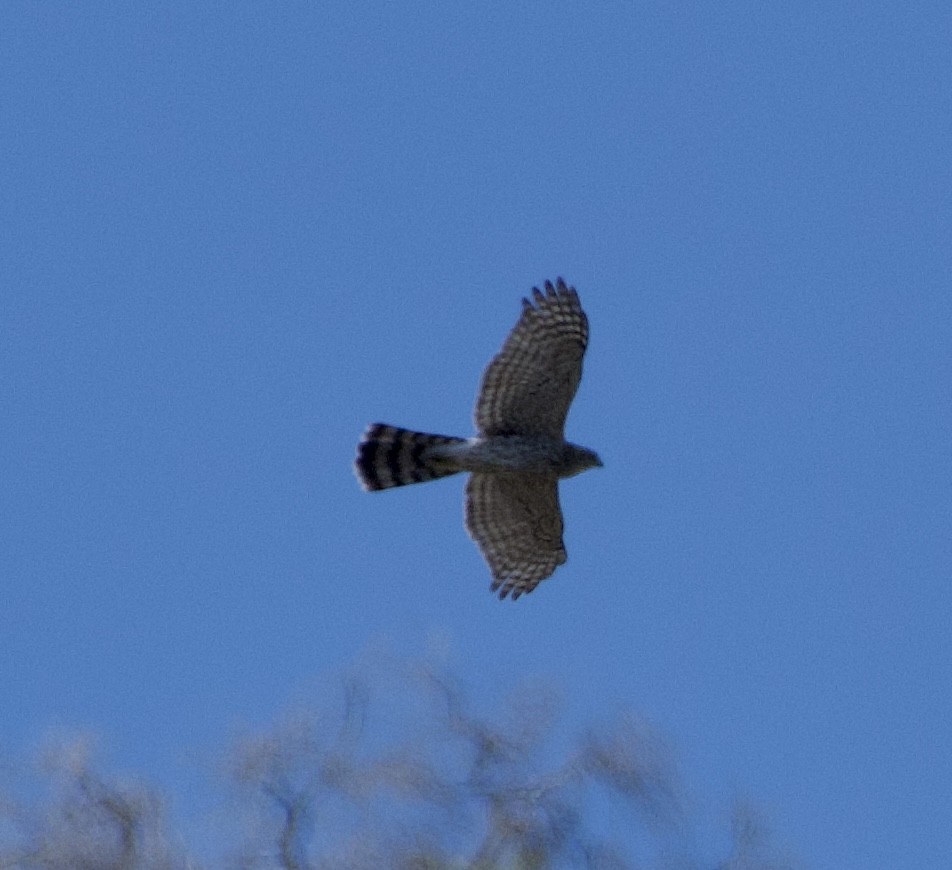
xmin=0 ymin=658 xmax=792 ymax=870
xmin=0 ymin=736 xmax=185 ymax=870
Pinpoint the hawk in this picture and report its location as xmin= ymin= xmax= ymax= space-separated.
xmin=355 ymin=278 xmax=601 ymax=600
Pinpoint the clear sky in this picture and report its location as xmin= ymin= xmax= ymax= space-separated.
xmin=2 ymin=2 xmax=950 ymax=867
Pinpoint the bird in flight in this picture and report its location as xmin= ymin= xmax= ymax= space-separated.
xmin=355 ymin=278 xmax=601 ymax=600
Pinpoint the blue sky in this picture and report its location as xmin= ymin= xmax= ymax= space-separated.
xmin=2 ymin=2 xmax=951 ymax=866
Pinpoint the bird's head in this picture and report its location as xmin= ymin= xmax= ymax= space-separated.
xmin=563 ymin=443 xmax=603 ymax=477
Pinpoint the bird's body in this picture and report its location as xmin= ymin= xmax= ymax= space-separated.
xmin=359 ymin=428 xmax=599 ymax=484
xmin=436 ymin=436 xmax=600 ymax=477
xmin=355 ymin=278 xmax=600 ymax=600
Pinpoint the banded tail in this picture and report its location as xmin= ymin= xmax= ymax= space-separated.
xmin=355 ymin=424 xmax=467 ymax=491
